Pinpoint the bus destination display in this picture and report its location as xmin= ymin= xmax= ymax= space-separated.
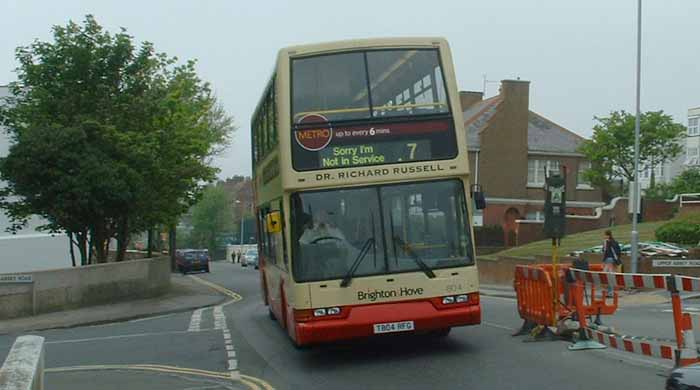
xmin=292 ymin=117 xmax=456 ymax=171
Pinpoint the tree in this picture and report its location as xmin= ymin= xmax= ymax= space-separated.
xmin=189 ymin=186 xmax=235 ymax=253
xmin=578 ymin=110 xmax=685 ymax=197
xmin=647 ymin=168 xmax=700 ymax=200
xmin=0 ymin=16 xmax=233 ymax=265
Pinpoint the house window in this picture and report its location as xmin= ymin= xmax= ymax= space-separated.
xmin=526 ymin=211 xmax=544 ymax=221
xmin=655 ymin=164 xmax=665 ymax=180
xmin=688 ymin=147 xmax=699 ymax=166
xmin=577 ymin=161 xmax=592 ymax=189
xmin=527 ymin=159 xmax=560 ymax=186
xmin=689 ymin=117 xmax=699 ymax=136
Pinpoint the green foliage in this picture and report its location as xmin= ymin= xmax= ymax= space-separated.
xmin=578 ymin=110 xmax=686 ymax=193
xmin=189 ymin=186 xmax=235 ymax=252
xmin=655 ymin=213 xmax=700 ymax=246
xmin=0 ymin=15 xmax=234 ymax=264
xmin=644 ymin=183 xmax=675 ymax=201
xmin=670 ymin=168 xmax=700 ymax=194
xmin=645 ymin=168 xmax=700 ymax=201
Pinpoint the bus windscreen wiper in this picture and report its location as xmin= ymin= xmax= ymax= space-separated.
xmin=340 ymin=238 xmax=375 ymax=288
xmin=392 ymin=236 xmax=436 ymax=279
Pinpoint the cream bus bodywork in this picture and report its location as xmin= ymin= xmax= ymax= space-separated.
xmin=252 ymin=37 xmax=479 ymax=345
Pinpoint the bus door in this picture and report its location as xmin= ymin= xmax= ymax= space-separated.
xmin=261 ymin=199 xmax=287 ymax=322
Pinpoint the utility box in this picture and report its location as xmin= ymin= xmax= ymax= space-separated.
xmin=544 ymin=173 xmax=566 ymax=239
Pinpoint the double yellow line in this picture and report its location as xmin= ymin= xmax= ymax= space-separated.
xmin=46 ymin=364 xmax=274 ymax=390
xmin=189 ymin=274 xmax=243 ymax=304
xmin=187 ymin=275 xmax=275 ymax=390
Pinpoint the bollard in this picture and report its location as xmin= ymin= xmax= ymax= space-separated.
xmin=0 ymin=335 xmax=45 ymax=390
xmin=678 ymin=312 xmax=700 ymax=367
xmin=668 ymin=275 xmax=700 ymax=367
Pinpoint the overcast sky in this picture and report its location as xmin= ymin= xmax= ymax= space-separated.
xmin=2 ymin=0 xmax=699 ymax=179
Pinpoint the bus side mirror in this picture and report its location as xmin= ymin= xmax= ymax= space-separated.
xmin=471 ymin=184 xmax=486 ymax=210
xmin=266 ymin=211 xmax=282 ymax=233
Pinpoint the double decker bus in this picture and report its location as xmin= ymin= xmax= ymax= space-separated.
xmin=251 ymin=37 xmax=483 ymax=347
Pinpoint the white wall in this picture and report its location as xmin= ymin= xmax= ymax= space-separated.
xmin=0 ymin=85 xmax=70 ymax=271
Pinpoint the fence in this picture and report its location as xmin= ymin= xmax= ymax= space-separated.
xmin=514 ymin=262 xmax=700 ymax=367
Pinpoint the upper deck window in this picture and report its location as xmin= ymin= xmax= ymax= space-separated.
xmin=291 ymin=49 xmax=449 ymax=124
xmin=290 ymin=49 xmax=456 ymax=171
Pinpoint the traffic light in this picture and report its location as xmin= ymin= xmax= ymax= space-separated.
xmin=544 ymin=173 xmax=566 ymax=239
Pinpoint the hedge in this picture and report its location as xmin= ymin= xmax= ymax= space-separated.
xmin=655 ymin=213 xmax=700 ymax=246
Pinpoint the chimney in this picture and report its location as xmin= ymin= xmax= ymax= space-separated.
xmin=500 ymin=79 xmax=530 ymax=106
xmin=459 ymin=91 xmax=484 ymax=111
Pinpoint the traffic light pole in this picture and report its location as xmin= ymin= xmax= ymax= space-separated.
xmin=552 ymin=237 xmax=559 ymax=327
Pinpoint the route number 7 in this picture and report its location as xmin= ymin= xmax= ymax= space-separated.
xmin=406 ymin=143 xmax=417 ymax=159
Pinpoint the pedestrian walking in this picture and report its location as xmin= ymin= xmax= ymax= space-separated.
xmin=602 ymin=230 xmax=622 ymax=296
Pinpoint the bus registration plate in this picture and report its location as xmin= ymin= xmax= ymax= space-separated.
xmin=373 ymin=321 xmax=415 ymax=334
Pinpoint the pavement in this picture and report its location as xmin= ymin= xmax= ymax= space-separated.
xmin=0 ymin=261 xmax=678 ymax=389
xmin=0 ymin=271 xmax=227 ymax=335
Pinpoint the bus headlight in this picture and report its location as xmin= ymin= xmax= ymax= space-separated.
xmin=455 ymin=294 xmax=469 ymax=303
xmin=442 ymin=296 xmax=455 ymax=304
xmin=327 ymin=307 xmax=341 ymax=315
xmin=313 ymin=308 xmax=327 ymax=317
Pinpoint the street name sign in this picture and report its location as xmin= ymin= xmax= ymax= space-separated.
xmin=0 ymin=274 xmax=33 ymax=283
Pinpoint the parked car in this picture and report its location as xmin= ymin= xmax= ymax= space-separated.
xmin=569 ymin=241 xmax=688 ymax=258
xmin=176 ymin=249 xmax=210 ymax=274
xmin=241 ymin=248 xmax=258 ymax=269
xmin=667 ymin=363 xmax=700 ymax=389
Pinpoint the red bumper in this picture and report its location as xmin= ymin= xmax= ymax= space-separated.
xmin=294 ymin=300 xmax=481 ymax=345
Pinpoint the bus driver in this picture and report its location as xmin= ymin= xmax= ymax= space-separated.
xmin=298 ymin=210 xmax=347 ymax=245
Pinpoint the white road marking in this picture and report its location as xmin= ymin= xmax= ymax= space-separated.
xmin=225 ymin=344 xmax=234 ymax=351
xmin=662 ymin=309 xmax=700 ymax=316
xmin=480 ymin=295 xmax=517 ymax=302
xmin=188 ymin=308 xmax=205 ymax=332
xmin=46 ymin=329 xmax=218 ymax=344
xmin=228 ymin=359 xmax=238 ymax=370
xmin=482 ymin=321 xmax=516 ymax=331
xmin=227 ymin=350 xmax=236 ymax=358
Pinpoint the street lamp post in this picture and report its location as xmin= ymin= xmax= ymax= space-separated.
xmin=631 ymin=0 xmax=642 ymax=273
xmin=235 ymin=200 xmax=244 ymax=246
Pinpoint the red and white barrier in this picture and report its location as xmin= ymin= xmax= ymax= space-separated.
xmin=584 ymin=328 xmax=676 ymax=361
xmin=568 ymin=268 xmax=670 ymax=290
xmin=675 ymin=275 xmax=700 ymax=292
xmin=567 ymin=268 xmax=700 ymax=367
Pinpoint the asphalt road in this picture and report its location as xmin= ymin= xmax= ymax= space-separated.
xmin=0 ymin=261 xmax=672 ymax=389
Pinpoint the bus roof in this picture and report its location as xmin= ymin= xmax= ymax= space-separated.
xmin=278 ymin=37 xmax=449 ymax=59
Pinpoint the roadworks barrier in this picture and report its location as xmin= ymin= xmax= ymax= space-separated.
xmin=0 ymin=335 xmax=45 ymax=390
xmin=514 ymin=263 xmax=700 ymax=367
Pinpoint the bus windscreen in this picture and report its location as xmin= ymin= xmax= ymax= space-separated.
xmin=290 ymin=179 xmax=473 ymax=283
xmin=291 ymin=49 xmax=457 ymax=171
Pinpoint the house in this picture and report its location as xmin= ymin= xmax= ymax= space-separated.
xmin=685 ymin=106 xmax=700 ymax=169
xmin=460 ymin=80 xmax=605 ymax=246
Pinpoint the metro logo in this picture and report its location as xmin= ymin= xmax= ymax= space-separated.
xmin=295 ymin=114 xmax=333 ymax=151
